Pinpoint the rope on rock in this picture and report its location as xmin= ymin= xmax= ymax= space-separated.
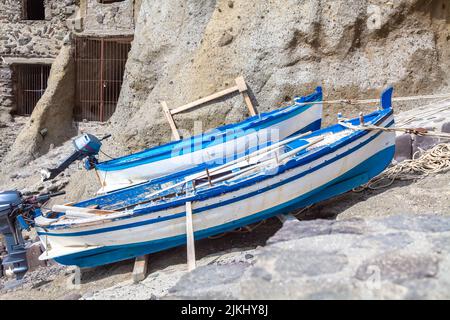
xmin=354 ymin=143 xmax=450 ymax=191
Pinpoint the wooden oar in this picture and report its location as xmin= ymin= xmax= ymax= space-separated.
xmin=294 ymin=93 xmax=450 ymax=107
xmin=187 ymin=130 xmax=314 ymax=178
xmin=104 ymin=135 xmax=326 ymax=213
xmin=68 ymin=132 xmax=324 ymax=215
xmin=278 ymin=136 xmax=324 ymax=162
xmin=52 ymin=205 xmax=116 ymax=215
xmin=143 ymin=131 xmax=314 ymax=200
xmin=194 ymin=136 xmax=325 ymax=189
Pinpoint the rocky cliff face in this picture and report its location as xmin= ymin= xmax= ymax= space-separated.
xmin=2 ymin=0 xmax=450 ymax=200
xmin=103 ymin=0 xmax=450 ymax=156
xmin=1 ymin=44 xmax=76 ymax=169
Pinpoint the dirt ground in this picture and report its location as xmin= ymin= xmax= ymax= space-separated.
xmin=0 ymin=217 xmax=282 ymax=300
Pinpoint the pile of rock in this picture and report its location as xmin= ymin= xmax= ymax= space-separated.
xmin=0 ymin=116 xmax=27 ymax=163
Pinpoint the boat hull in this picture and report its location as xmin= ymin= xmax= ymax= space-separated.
xmin=95 ymin=92 xmax=323 ymax=194
xmin=37 ymin=115 xmax=395 ymax=268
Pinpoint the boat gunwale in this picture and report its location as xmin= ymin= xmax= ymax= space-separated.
xmin=38 ymin=107 xmax=394 ymax=232
xmin=95 ymin=88 xmax=323 ymax=171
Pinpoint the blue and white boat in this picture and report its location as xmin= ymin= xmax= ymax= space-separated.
xmin=92 ymin=88 xmax=323 ymax=193
xmin=34 ymin=88 xmax=395 ymax=268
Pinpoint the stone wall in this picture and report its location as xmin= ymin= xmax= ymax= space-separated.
xmin=0 ymin=0 xmax=76 ymax=58
xmin=0 ymin=0 xmax=138 ymax=118
xmin=82 ymin=0 xmax=137 ymax=35
xmin=0 ymin=0 xmax=76 ymax=115
xmin=0 ymin=61 xmax=13 ymax=116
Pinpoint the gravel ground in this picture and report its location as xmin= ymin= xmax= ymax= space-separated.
xmin=0 ymin=120 xmax=111 ymax=196
xmin=0 ymin=217 xmax=282 ymax=300
xmin=0 ymin=116 xmax=27 ymax=163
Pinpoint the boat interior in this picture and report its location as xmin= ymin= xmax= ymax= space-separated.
xmin=36 ymin=106 xmax=391 ymax=228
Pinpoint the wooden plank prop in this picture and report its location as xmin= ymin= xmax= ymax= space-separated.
xmin=132 ymin=255 xmax=149 ymax=283
xmin=160 ymin=76 xmax=257 ymax=140
xmin=185 ymin=201 xmax=196 ymax=271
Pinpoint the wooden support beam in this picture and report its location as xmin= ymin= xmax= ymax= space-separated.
xmin=161 ymin=101 xmax=181 ymax=140
xmin=171 ymin=86 xmax=239 ymax=115
xmin=52 ymin=205 xmax=116 ymax=215
xmin=159 ymin=76 xmax=257 ymax=138
xmin=132 ymin=255 xmax=149 ymax=284
xmin=242 ymin=91 xmax=256 ymax=117
xmin=185 ymin=201 xmax=196 ymax=271
xmin=235 ymin=76 xmax=256 ymax=116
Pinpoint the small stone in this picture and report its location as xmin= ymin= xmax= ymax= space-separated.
xmin=96 ymin=14 xmax=105 ymax=24
xmin=18 ymin=36 xmax=31 ymax=46
xmin=61 ymin=293 xmax=82 ymax=300
xmin=218 ymin=32 xmax=233 ymax=47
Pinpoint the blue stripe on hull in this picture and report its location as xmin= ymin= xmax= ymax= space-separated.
xmin=96 ymin=90 xmax=323 ymax=172
xmin=72 ymin=118 xmax=323 ymax=209
xmin=54 ymin=145 xmax=395 ymax=268
xmin=41 ymin=118 xmax=393 ymax=235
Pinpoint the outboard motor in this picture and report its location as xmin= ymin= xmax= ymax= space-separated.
xmin=0 ymin=191 xmax=27 ymax=279
xmin=0 ymin=190 xmax=65 ymax=279
xmin=41 ymin=133 xmax=111 ymax=181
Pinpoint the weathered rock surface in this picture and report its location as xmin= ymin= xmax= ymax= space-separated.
xmin=0 ymin=120 xmax=109 ymax=199
xmin=1 ymin=44 xmax=76 ymax=170
xmin=167 ymin=214 xmax=450 ymax=299
xmin=2 ymin=0 xmax=450 ymax=203
xmin=0 ymin=116 xmax=27 ymax=163
xmin=105 ymin=0 xmax=450 ymax=159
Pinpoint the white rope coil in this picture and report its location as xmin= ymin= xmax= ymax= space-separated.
xmin=355 ymin=143 xmax=450 ymax=191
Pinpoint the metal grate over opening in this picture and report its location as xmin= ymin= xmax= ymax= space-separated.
xmin=14 ymin=64 xmax=51 ymax=116
xmin=74 ymin=37 xmax=132 ymax=122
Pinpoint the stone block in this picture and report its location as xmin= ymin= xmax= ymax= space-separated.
xmin=26 ymin=242 xmax=47 ymax=271
xmin=394 ymin=134 xmax=412 ymax=162
xmin=441 ymin=122 xmax=450 ymax=133
xmin=412 ymin=134 xmax=440 ymax=156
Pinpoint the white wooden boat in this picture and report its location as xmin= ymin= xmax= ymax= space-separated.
xmin=92 ymin=88 xmax=323 ymax=194
xmin=34 ymin=88 xmax=395 ymax=268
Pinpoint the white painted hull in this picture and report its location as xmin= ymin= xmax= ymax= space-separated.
xmin=96 ymin=104 xmax=322 ymax=194
xmin=37 ymin=114 xmax=395 ymax=264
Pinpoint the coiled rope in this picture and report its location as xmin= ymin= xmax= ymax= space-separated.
xmin=354 ymin=143 xmax=450 ymax=191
